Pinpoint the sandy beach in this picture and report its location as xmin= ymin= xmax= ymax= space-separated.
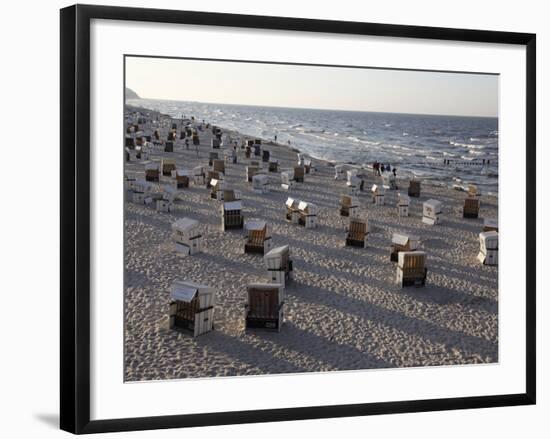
xmin=124 ymin=105 xmax=498 ymax=382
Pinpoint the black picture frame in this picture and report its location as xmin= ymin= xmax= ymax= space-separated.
xmin=60 ymin=4 xmax=536 ymax=434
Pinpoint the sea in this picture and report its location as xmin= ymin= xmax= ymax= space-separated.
xmin=127 ymin=98 xmax=499 ymax=195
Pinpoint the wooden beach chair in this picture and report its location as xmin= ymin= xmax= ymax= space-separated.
xmin=293 ymin=166 xmax=305 ymax=183
xmin=463 ymin=197 xmax=480 ymax=218
xmin=264 ymin=245 xmax=293 ymax=288
xmin=422 ymin=199 xmax=442 ymax=225
xmin=340 ymin=195 xmax=359 ymax=217
xmin=246 ymin=166 xmax=259 ymax=182
xmin=269 ymin=158 xmax=279 ymax=173
xmin=285 ymin=197 xmax=300 ymax=224
xmin=298 ymin=201 xmax=318 ymax=228
xmin=173 ymin=217 xmax=202 ymax=255
xmin=172 ymin=169 xmax=190 ymax=189
xmin=371 ymin=184 xmax=385 ymax=205
xmin=209 ymin=178 xmax=226 ymax=200
xmin=161 ymin=158 xmax=176 ymax=176
xmin=397 ymin=193 xmax=410 ymax=217
xmin=483 ymin=218 xmax=498 ymax=233
xmin=193 ymin=165 xmax=205 ymax=186
xmin=345 ymin=218 xmax=369 ymax=248
xmin=206 ymin=170 xmax=221 ymax=188
xmin=221 ymin=200 xmax=244 ymax=230
xmin=168 ymin=280 xmax=215 ymax=336
xmin=212 ymin=159 xmax=225 ymax=175
xmin=252 ymin=174 xmax=269 ymax=194
xmin=131 ymin=179 xmax=153 ymax=205
xmin=245 ymin=283 xmax=284 ymax=332
xmin=408 ymin=179 xmax=421 ymax=197
xmin=390 ymin=232 xmax=419 ymax=262
xmin=477 ymin=231 xmax=498 ymax=265
xmin=396 ymin=251 xmax=427 ymax=287
xmin=281 ymin=170 xmax=295 ymax=190
xmin=224 ymin=148 xmax=237 ymax=164
xmin=144 ymin=162 xmax=160 ymax=182
xmin=208 ymin=152 xmax=219 ymax=166
xmin=164 ymin=141 xmax=174 ymax=153
xmin=244 ymin=220 xmax=273 ymax=255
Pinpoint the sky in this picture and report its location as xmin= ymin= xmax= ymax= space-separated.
xmin=125 ymin=56 xmax=498 ymax=118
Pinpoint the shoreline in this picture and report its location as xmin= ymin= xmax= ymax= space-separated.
xmin=124 ymin=104 xmax=498 ymax=382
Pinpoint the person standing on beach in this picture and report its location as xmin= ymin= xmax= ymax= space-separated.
xmin=393 ymin=167 xmax=397 ymax=177
xmin=185 ymin=138 xmax=189 ymax=150
xmin=274 ymin=134 xmax=278 ymax=142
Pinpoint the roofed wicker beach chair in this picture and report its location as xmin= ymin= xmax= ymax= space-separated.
xmin=144 ymin=162 xmax=160 ymax=182
xmin=246 ymin=165 xmax=259 ymax=183
xmin=161 ymin=158 xmax=176 ymax=176
xmin=211 ymin=137 xmax=221 ymax=149
xmin=281 ymin=170 xmax=295 ymax=190
xmin=397 ymin=193 xmax=410 ymax=217
xmin=172 ymin=217 xmax=202 ymax=256
xmin=206 ymin=170 xmax=221 ymax=188
xmin=168 ymin=280 xmax=215 ymax=337
xmin=212 ymin=159 xmax=225 ymax=175
xmin=345 ymin=217 xmax=369 ymax=248
xmin=408 ymin=179 xmax=421 ymax=197
xmin=131 ymin=179 xmax=153 ymax=205
xmin=264 ymin=245 xmax=293 ymax=288
xmin=208 ymin=151 xmax=219 ymax=166
xmin=224 ymin=148 xmax=237 ymax=164
xmin=164 ymin=141 xmax=174 ymax=153
xmin=293 ymin=166 xmax=305 ymax=183
xmin=463 ymin=197 xmax=480 ymax=218
xmin=252 ymin=173 xmax=269 ymax=194
xmin=221 ymin=200 xmax=244 ymax=231
xmin=334 ymin=165 xmax=345 ymax=180
xmin=244 ymin=283 xmax=284 ymax=332
xmin=477 ymin=231 xmax=498 ymax=265
xmin=285 ymin=197 xmax=300 ymax=224
xmin=422 ymin=199 xmax=442 ymax=225
xmin=390 ymin=232 xmax=419 ymax=262
xmin=298 ymin=201 xmax=318 ymax=228
xmin=340 ymin=195 xmax=359 ymax=217
xmin=244 ymin=220 xmax=273 ymax=255
xmin=371 ymin=184 xmax=385 ymax=205
xmin=125 ymin=137 xmax=135 ymax=148
xmin=382 ymin=172 xmax=397 ymax=190
xmin=269 ymin=158 xmax=279 ymax=173
xmin=304 ymin=159 xmax=313 ymax=174
xmin=172 ymin=169 xmax=190 ymax=189
xmin=396 ymin=251 xmax=427 ymax=287
xmin=125 ymin=147 xmax=135 ymax=162
xmin=193 ymin=165 xmax=205 ymax=186
xmin=347 ymin=174 xmax=361 ymax=196
xmin=483 ymin=218 xmax=498 ymax=233
xmin=209 ymin=178 xmax=226 ymax=200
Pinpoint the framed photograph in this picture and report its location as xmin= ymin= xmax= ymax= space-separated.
xmin=60 ymin=4 xmax=536 ymax=434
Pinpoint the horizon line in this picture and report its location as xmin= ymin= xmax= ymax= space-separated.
xmin=126 ymin=94 xmax=498 ymax=119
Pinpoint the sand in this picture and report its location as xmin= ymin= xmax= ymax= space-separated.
xmin=124 ymin=106 xmax=498 ymax=382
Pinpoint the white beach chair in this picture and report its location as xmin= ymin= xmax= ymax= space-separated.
xmin=422 ymin=199 xmax=442 ymax=225
xmin=172 ymin=218 xmax=202 ymax=256
xmin=477 ymin=231 xmax=498 ymax=265
xmin=168 ymin=280 xmax=215 ymax=337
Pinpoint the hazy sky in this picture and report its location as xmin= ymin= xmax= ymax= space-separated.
xmin=126 ymin=56 xmax=498 ymax=118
